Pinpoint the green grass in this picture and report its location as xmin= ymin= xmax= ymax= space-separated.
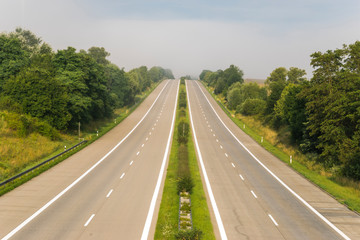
xmin=0 ymin=82 xmax=160 ymax=196
xmin=155 ymin=82 xmax=215 ymax=240
xmin=201 ymin=82 xmax=360 ymax=213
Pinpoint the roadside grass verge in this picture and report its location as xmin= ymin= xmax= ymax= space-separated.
xmin=201 ymin=82 xmax=360 ymax=213
xmin=155 ymin=81 xmax=215 ymax=240
xmin=0 ymin=82 xmax=160 ymax=196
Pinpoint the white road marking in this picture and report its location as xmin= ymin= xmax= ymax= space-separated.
xmin=84 ymin=214 xmax=95 ymax=227
xmin=210 ymin=129 xmax=213 ymax=132
xmin=251 ymin=190 xmax=258 ymax=199
xmin=1 ymin=81 xmax=171 ymax=240
xmin=231 ymin=163 xmax=235 ymax=168
xmin=186 ymin=81 xmax=228 ymax=240
xmin=130 ymin=161 xmax=133 ymax=166
xmin=225 ymin=153 xmax=228 ymax=158
xmin=195 ymin=81 xmax=351 ymax=240
xmin=146 ymin=137 xmax=148 ymax=141
xmin=141 ymin=80 xmax=180 ymax=240
xmin=213 ymin=134 xmax=215 ymax=137
xmin=152 ymin=127 xmax=154 ymax=130
xmin=220 ymin=145 xmax=223 ymax=149
xmin=239 ymin=174 xmax=244 ymax=180
xmin=106 ymin=189 xmax=113 ymax=198
xmin=137 ymin=151 xmax=140 ymax=156
xmin=208 ymin=124 xmax=210 ymax=127
xmin=156 ymin=119 xmax=158 ymax=122
xmin=141 ymin=144 xmax=144 ymax=148
xmin=216 ymin=139 xmax=219 ymax=142
xmin=120 ymin=173 xmax=125 ymax=179
xmin=268 ymin=214 xmax=278 ymax=226
xmin=149 ymin=132 xmax=152 ymax=135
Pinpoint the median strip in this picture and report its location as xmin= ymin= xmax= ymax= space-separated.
xmin=155 ymin=79 xmax=215 ymax=240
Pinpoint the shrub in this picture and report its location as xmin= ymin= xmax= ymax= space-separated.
xmin=177 ymin=175 xmax=194 ymax=194
xmin=177 ymin=121 xmax=189 ymax=145
xmin=237 ymin=99 xmax=266 ymax=116
xmin=176 ymin=228 xmax=203 ymax=240
xmin=179 ymin=91 xmax=187 ymax=108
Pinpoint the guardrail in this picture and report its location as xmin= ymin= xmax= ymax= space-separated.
xmin=0 ymin=140 xmax=87 ymax=187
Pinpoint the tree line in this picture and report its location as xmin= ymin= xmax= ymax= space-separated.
xmin=0 ymin=28 xmax=174 ymax=131
xmin=200 ymin=41 xmax=360 ymax=181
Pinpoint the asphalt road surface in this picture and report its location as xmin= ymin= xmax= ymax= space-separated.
xmin=186 ymin=80 xmax=360 ymax=240
xmin=0 ymin=79 xmax=179 ymax=240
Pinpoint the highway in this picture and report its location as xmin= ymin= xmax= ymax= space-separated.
xmin=186 ymin=80 xmax=360 ymax=240
xmin=0 ymin=79 xmax=179 ymax=240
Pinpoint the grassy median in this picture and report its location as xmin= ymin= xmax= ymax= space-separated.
xmin=155 ymin=80 xmax=215 ymax=240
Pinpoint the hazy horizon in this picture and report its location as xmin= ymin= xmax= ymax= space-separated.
xmin=1 ymin=0 xmax=359 ymax=79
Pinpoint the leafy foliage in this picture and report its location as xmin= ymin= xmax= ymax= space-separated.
xmin=176 ymin=228 xmax=203 ymax=240
xmin=200 ymin=41 xmax=360 ymax=181
xmin=0 ymin=28 xmax=174 ymax=133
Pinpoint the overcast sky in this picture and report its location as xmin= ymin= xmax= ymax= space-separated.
xmin=1 ymin=0 xmax=360 ymax=79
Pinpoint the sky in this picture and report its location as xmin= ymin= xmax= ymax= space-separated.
xmin=1 ymin=0 xmax=360 ymax=79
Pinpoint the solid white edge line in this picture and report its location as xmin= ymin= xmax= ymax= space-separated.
xmin=268 ymin=214 xmax=279 ymax=226
xmin=84 ymin=214 xmax=95 ymax=227
xmin=251 ymin=190 xmax=258 ymax=199
xmin=1 ymin=80 xmax=170 ymax=240
xmin=106 ymin=189 xmax=113 ymax=198
xmin=140 ymin=80 xmax=179 ymax=240
xmin=195 ymin=81 xmax=351 ymax=240
xmin=186 ymin=81 xmax=228 ymax=240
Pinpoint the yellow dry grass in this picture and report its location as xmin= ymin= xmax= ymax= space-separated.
xmin=0 ymin=118 xmax=65 ymax=180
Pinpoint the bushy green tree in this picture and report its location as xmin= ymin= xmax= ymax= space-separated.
xmin=237 ymin=99 xmax=266 ymax=116
xmin=0 ymin=34 xmax=30 ymax=90
xmin=3 ymin=65 xmax=71 ymax=130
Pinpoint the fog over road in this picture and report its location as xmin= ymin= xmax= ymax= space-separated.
xmin=186 ymin=80 xmax=360 ymax=240
xmin=0 ymin=79 xmax=179 ymax=240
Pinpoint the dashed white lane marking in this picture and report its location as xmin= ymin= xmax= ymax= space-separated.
xmin=146 ymin=137 xmax=148 ymax=141
xmin=84 ymin=214 xmax=95 ymax=227
xmin=210 ymin=129 xmax=213 ymax=132
xmin=251 ymin=190 xmax=258 ymax=199
xmin=225 ymin=153 xmax=228 ymax=158
xmin=194 ymin=81 xmax=352 ymax=240
xmin=130 ymin=161 xmax=133 ymax=165
xmin=220 ymin=145 xmax=223 ymax=149
xmin=186 ymin=81 xmax=228 ymax=240
xmin=231 ymin=163 xmax=235 ymax=168
xmin=213 ymin=134 xmax=215 ymax=137
xmin=156 ymin=119 xmax=158 ymax=122
xmin=106 ymin=189 xmax=113 ymax=198
xmin=152 ymin=127 xmax=154 ymax=130
xmin=216 ymin=139 xmax=219 ymax=142
xmin=141 ymin=80 xmax=179 ymax=240
xmin=268 ymin=214 xmax=279 ymax=226
xmin=149 ymin=132 xmax=152 ymax=135
xmin=1 ymin=81 xmax=171 ymax=240
xmin=137 ymin=151 xmax=140 ymax=156
xmin=239 ymin=174 xmax=245 ymax=180
xmin=120 ymin=173 xmax=125 ymax=179
xmin=141 ymin=144 xmax=144 ymax=148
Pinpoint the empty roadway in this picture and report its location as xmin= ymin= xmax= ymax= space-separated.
xmin=0 ymin=79 xmax=179 ymax=240
xmin=186 ymin=80 xmax=360 ymax=240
